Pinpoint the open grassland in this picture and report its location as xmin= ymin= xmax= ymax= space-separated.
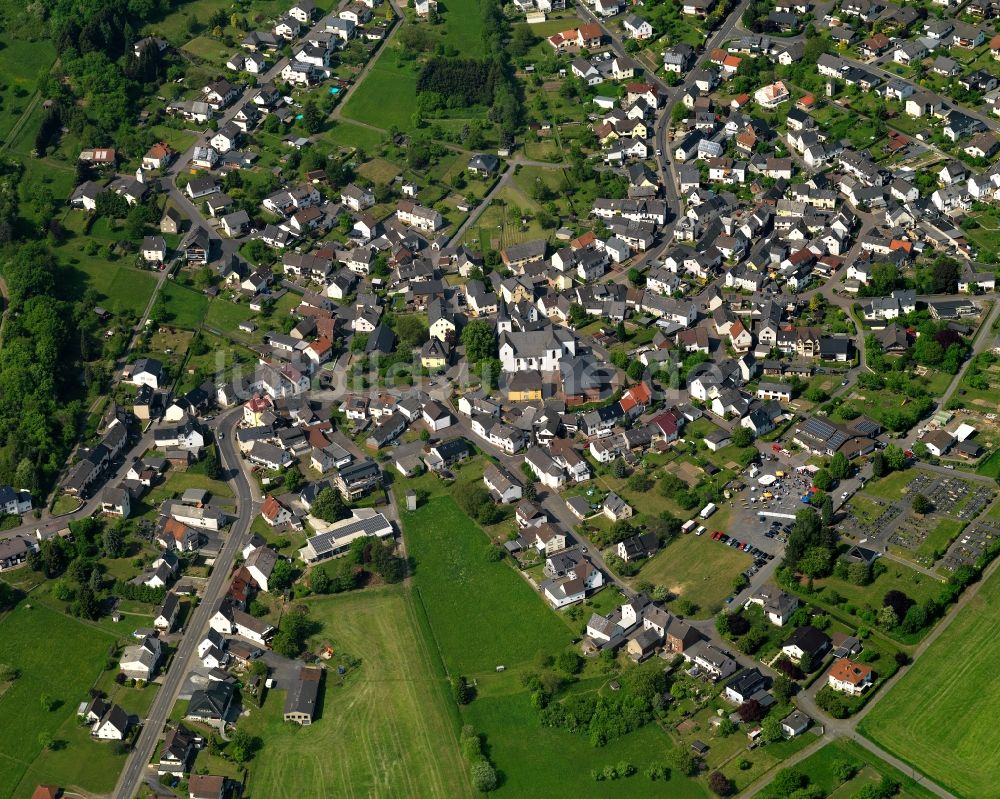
xmin=760 ymin=739 xmax=938 ymax=799
xmin=402 ymin=496 xmax=572 ymax=677
xmin=244 ymin=587 xmax=470 ymax=799
xmin=634 ymin=532 xmax=749 ymax=618
xmin=859 ymin=567 xmax=1000 ymax=798
xmin=0 ymin=602 xmax=126 ymax=799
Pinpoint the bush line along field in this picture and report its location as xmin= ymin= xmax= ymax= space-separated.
xmin=858 ymin=565 xmax=1000 ymax=799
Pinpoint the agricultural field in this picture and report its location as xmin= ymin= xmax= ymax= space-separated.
xmin=759 ymin=739 xmax=938 ymax=799
xmin=859 ymin=566 xmax=1000 ymax=799
xmin=243 ymin=587 xmax=470 ymax=799
xmin=0 ymin=603 xmax=127 ymax=799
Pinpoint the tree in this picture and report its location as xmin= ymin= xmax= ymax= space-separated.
xmin=395 ymin=315 xmax=429 ymax=348
xmin=931 ymin=257 xmax=959 ymax=294
xmin=828 ymin=452 xmax=850 ymax=480
xmin=738 ymin=699 xmax=765 ymax=722
xmin=102 ymin=525 xmax=126 ymax=558
xmin=37 ymin=732 xmax=54 ymax=751
xmin=470 ymin=760 xmax=498 ymax=792
xmin=461 ymin=319 xmax=496 ymax=363
xmin=708 ymin=771 xmax=734 ymax=796
xmin=311 ymin=487 xmax=349 ymax=523
xmin=271 ymin=607 xmax=313 ymax=658
xmin=772 ymin=674 xmax=795 ymax=704
xmin=813 ymin=468 xmax=833 ymax=491
xmin=761 ymin=714 xmax=783 ymax=743
xmin=877 ymin=604 xmax=899 ymax=630
xmin=269 ymin=559 xmax=294 ymax=591
xmin=847 ymin=561 xmax=871 ymax=586
xmin=670 ymin=747 xmax=700 ymax=777
xmin=884 ymin=445 xmax=907 ymax=471
xmin=452 ymin=675 xmax=472 ymax=704
xmin=228 ymin=727 xmax=260 ymax=763
xmin=731 ymin=426 xmax=753 ymax=448
xmin=821 ymin=494 xmax=834 ymax=526
xmin=871 ymin=451 xmax=887 ymax=478
xmin=40 ymin=694 xmax=57 ymax=712
xmin=911 ymin=493 xmax=933 ymax=515
xmin=301 ymin=100 xmax=324 ymax=134
xmin=870 ymin=262 xmax=898 ymax=296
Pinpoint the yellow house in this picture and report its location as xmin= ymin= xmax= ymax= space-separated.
xmin=420 ymin=338 xmax=450 ymax=370
xmin=506 ymin=371 xmax=543 ymax=402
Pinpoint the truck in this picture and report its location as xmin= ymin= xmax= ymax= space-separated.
xmin=681 ymin=519 xmax=697 ymax=534
xmin=699 ymin=502 xmax=717 ymax=519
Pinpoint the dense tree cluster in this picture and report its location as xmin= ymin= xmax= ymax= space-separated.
xmin=0 ymin=242 xmax=103 ymax=492
xmin=416 ymin=58 xmax=497 ymax=107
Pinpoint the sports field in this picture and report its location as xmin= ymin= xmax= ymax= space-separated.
xmin=0 ymin=603 xmax=126 ymax=799
xmin=244 ymin=587 xmax=470 ymax=799
xmin=858 ymin=566 xmax=1000 ymax=798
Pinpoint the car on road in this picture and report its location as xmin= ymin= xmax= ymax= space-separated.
xmin=724 ymin=596 xmax=734 ymax=604
xmin=581 ymin=547 xmax=588 ymax=553
xmin=218 ymin=433 xmax=224 ymax=439
xmin=841 ymin=379 xmax=849 ymax=386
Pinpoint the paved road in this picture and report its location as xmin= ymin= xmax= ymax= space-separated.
xmin=112 ymin=410 xmax=259 ymax=799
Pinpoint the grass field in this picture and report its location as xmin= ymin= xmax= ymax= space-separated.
xmin=439 ymin=0 xmax=485 ymax=55
xmin=243 ymin=587 xmax=470 ymax=799
xmin=863 ymin=469 xmax=922 ymax=500
xmin=157 ymin=280 xmax=209 ymax=329
xmin=634 ymin=533 xmax=749 ymax=618
xmin=0 ymin=603 xmax=126 ymax=799
xmin=326 ymin=120 xmax=388 ymax=151
xmin=341 ymin=50 xmax=419 ymax=131
xmin=61 ymin=256 xmax=158 ymax=317
xmin=0 ymin=33 xmax=57 ymax=143
xmin=402 ymin=496 xmax=573 ymax=677
xmin=859 ymin=566 xmax=1000 ymax=798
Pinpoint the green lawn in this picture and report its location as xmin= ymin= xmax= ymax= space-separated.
xmin=60 ymin=254 xmax=158 ymax=317
xmin=325 ymin=120 xmax=388 ymax=151
xmin=341 ymin=50 xmax=419 ymax=131
xmin=0 ymin=603 xmax=126 ymax=799
xmin=157 ymin=280 xmax=209 ymax=329
xmin=402 ymin=496 xmax=573 ymax=677
xmin=859 ymin=566 xmax=1000 ymax=799
xmin=0 ymin=33 xmax=57 ymax=142
xmin=863 ymin=469 xmax=922 ymax=500
xmin=633 ymin=531 xmax=749 ymax=618
xmin=439 ymin=0 xmax=484 ymax=55
xmin=243 ymin=586 xmax=470 ymax=799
